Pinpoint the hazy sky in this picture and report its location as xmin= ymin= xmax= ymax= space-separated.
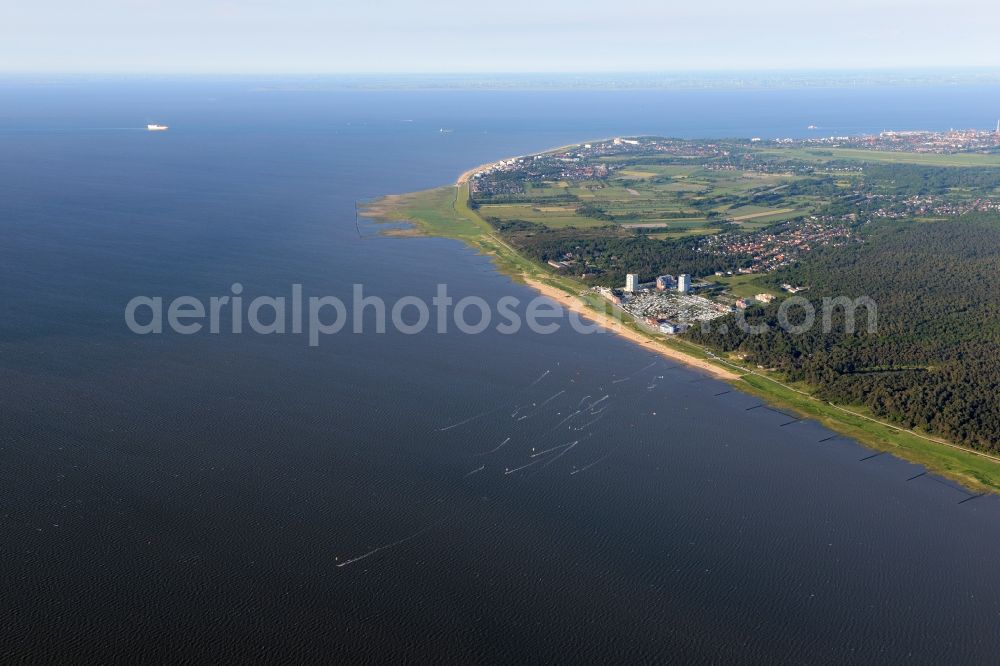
xmin=3 ymin=0 xmax=998 ymax=73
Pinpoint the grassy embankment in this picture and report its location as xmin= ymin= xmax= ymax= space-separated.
xmin=364 ymin=184 xmax=583 ymax=294
xmin=362 ymin=172 xmax=1000 ymax=493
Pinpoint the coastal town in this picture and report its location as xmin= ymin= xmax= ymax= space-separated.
xmin=806 ymin=125 xmax=1000 ymax=153
xmin=460 ymin=127 xmax=1000 ymax=334
xmin=694 ymin=218 xmax=856 ymax=273
xmin=595 ymin=273 xmax=725 ymax=334
xmin=595 ymin=269 xmax=787 ymax=334
xmin=468 ymin=125 xmax=1000 ymax=194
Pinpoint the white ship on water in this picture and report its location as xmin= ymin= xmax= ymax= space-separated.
xmin=146 ymin=123 xmax=169 ymax=131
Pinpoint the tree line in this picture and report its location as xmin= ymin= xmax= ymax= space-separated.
xmin=687 ymin=214 xmax=1000 ymax=452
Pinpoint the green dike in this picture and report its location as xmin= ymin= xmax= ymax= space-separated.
xmin=363 ymin=182 xmax=1000 ymax=493
xmin=734 ymin=374 xmax=1000 ymax=492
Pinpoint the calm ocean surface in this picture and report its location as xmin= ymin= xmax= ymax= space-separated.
xmin=2 ymin=80 xmax=1000 ymax=662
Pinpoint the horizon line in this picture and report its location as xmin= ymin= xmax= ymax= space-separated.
xmin=4 ymin=66 xmax=1000 ymax=77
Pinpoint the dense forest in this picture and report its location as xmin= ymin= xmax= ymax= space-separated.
xmin=851 ymin=163 xmax=1000 ymax=194
xmin=486 ymin=220 xmax=748 ymax=286
xmin=686 ymin=214 xmax=1000 ymax=452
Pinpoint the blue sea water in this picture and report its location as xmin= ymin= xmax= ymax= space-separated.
xmin=2 ymin=79 xmax=1000 ymax=662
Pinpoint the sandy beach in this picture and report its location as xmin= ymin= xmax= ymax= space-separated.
xmin=455 ymin=139 xmax=612 ymax=186
xmin=522 ymin=277 xmax=741 ymax=381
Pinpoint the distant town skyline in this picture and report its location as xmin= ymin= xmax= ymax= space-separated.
xmin=4 ymin=0 xmax=1000 ymax=74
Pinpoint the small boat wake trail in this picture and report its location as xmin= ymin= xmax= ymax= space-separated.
xmin=336 ymin=509 xmax=458 ymax=569
xmin=476 ymin=437 xmax=512 ymax=456
xmin=527 ymin=369 xmax=550 ymax=387
xmin=530 ymin=440 xmax=578 ymax=458
xmin=611 ymin=360 xmax=658 ymax=384
xmin=437 ymin=404 xmax=508 ymax=432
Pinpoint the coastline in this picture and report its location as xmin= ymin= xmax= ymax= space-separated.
xmin=361 ymin=151 xmax=1000 ymax=493
xmin=522 ymin=277 xmax=740 ymax=381
xmin=454 ymin=138 xmax=614 ymax=186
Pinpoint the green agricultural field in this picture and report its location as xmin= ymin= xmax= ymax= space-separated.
xmin=475 ymin=162 xmax=814 ymax=234
xmin=761 ymin=146 xmax=1000 ymax=167
xmin=723 ymin=205 xmax=803 ymax=227
xmin=712 ymin=272 xmax=773 ymax=298
xmin=477 ymin=203 xmax=609 ymax=228
xmin=617 ymin=169 xmax=660 ymax=179
xmin=647 ymin=227 xmax=721 ymax=240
